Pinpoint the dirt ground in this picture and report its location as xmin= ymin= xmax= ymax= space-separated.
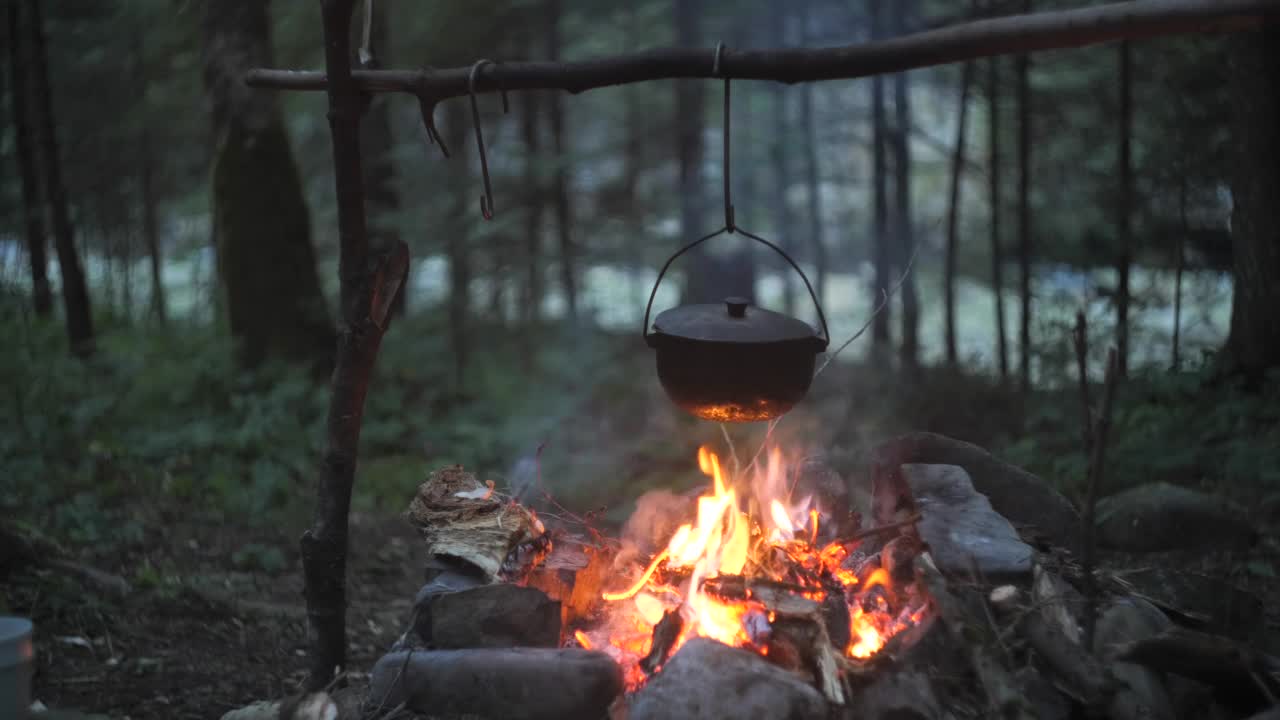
xmin=5 ymin=511 xmax=422 ymax=719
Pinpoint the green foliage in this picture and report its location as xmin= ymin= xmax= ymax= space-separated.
xmin=1000 ymin=364 xmax=1280 ymax=504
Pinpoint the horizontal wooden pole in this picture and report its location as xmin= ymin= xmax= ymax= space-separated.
xmin=246 ymin=0 xmax=1275 ymax=99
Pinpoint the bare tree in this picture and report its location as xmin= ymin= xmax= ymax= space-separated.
xmin=988 ymin=54 xmax=1009 ymax=381
xmin=1016 ymin=0 xmax=1033 ymax=392
xmin=944 ymin=59 xmax=974 ymax=368
xmin=1222 ymin=23 xmax=1280 ymax=378
xmin=869 ymin=0 xmax=892 ymax=362
xmin=520 ymin=85 xmax=544 ymax=326
xmin=771 ymin=0 xmax=796 ymax=316
xmin=798 ymin=0 xmax=827 ymax=304
xmin=546 ymin=0 xmax=578 ymax=321
xmin=5 ymin=0 xmax=51 ymax=317
xmin=892 ymin=0 xmax=919 ymax=373
xmin=132 ymin=31 xmax=167 ymax=325
xmin=1115 ymin=39 xmax=1132 ymax=377
xmin=26 ymin=0 xmax=94 ymax=354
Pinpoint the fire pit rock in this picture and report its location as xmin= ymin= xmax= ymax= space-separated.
xmin=628 ymin=638 xmax=828 ymax=720
xmin=845 ymin=669 xmax=942 ymax=720
xmin=901 ymin=463 xmax=1034 ymax=583
xmin=369 ymin=647 xmax=622 ymax=720
xmin=1095 ymin=482 xmax=1255 ymax=552
xmin=422 ymin=583 xmax=561 ymax=649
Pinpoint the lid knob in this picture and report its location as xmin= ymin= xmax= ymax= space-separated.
xmin=725 ymin=296 xmax=749 ymax=318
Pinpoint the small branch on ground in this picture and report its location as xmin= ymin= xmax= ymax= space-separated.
xmin=1081 ymin=347 xmax=1119 ymax=652
xmin=915 ymin=552 xmax=1035 ymax=720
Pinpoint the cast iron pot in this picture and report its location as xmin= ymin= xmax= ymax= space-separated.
xmin=643 ymin=231 xmax=829 ymax=423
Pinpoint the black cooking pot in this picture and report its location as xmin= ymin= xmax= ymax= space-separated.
xmin=643 ymin=230 xmax=829 ymax=423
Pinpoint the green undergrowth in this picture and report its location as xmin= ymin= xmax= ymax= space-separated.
xmin=0 ymin=301 xmax=692 ymax=552
xmin=1001 ymin=366 xmax=1280 ymax=506
xmin=4 ymin=295 xmax=1278 ymax=564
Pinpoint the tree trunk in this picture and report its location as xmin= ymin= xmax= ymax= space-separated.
xmin=445 ymin=100 xmax=471 ymax=390
xmin=1222 ymin=24 xmax=1280 ymax=378
xmin=520 ymin=86 xmax=544 ymax=326
xmin=1115 ymin=39 xmax=1132 ymax=378
xmin=870 ymin=0 xmax=891 ymax=361
xmin=798 ymin=0 xmax=827 ymax=306
xmin=26 ymin=0 xmax=94 ymax=355
xmin=988 ymin=53 xmax=1009 ymax=382
xmin=1016 ymin=0 xmax=1033 ymax=393
xmin=133 ymin=31 xmax=167 ymax=325
xmin=203 ymin=0 xmax=333 ymax=370
xmin=1172 ymin=176 xmax=1185 ymax=371
xmin=5 ymin=0 xmax=52 ymax=317
xmin=771 ymin=0 xmax=795 ymax=316
xmin=944 ymin=59 xmax=974 ymax=368
xmin=359 ymin=0 xmax=405 ymax=316
xmin=546 ymin=0 xmax=578 ymax=322
xmin=139 ymin=132 xmax=166 ymax=325
xmin=892 ymin=0 xmax=919 ymax=374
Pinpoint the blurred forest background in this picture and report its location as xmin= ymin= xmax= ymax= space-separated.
xmin=1 ymin=0 xmax=1279 ymax=713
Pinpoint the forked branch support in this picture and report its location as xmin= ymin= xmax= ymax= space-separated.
xmin=246 ymin=0 xmax=1275 ymax=100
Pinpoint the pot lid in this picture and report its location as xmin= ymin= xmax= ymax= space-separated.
xmin=652 ymin=297 xmax=822 ymax=344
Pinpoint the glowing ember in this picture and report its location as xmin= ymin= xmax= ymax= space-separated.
xmin=587 ymin=445 xmax=926 ymax=688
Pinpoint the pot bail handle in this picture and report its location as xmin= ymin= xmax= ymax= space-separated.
xmin=641 ymin=227 xmax=830 ymax=350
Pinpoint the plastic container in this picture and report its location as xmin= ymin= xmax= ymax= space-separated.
xmin=0 ymin=616 xmax=33 ymax=720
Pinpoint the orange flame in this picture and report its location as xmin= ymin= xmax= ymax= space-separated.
xmin=595 ymin=445 xmax=922 ymax=686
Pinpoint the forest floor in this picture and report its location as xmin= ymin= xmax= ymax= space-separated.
xmin=6 ymin=509 xmax=422 ymax=719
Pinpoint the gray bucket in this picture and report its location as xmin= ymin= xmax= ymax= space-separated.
xmin=0 ymin=617 xmax=33 ymax=720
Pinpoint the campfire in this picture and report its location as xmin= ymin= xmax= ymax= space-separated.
xmin=573 ymin=445 xmax=928 ymax=694
xmin=341 ymin=433 xmax=1276 ymax=720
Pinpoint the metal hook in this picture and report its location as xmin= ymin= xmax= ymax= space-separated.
xmin=468 ymin=59 xmax=509 ymax=220
xmin=714 ymin=43 xmax=735 ymax=233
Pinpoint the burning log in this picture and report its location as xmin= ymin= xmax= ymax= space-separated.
xmin=639 ymin=609 xmax=685 ymax=675
xmin=769 ymin=615 xmax=847 ymax=705
xmin=525 ymin=539 xmax=616 ymax=627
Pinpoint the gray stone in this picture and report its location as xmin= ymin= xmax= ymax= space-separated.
xmin=411 ymin=570 xmax=486 ymax=643
xmin=1096 ymin=482 xmax=1255 ymax=553
xmin=428 ymin=584 xmax=560 ymax=649
xmin=846 ymin=670 xmax=941 ymax=720
xmin=369 ymin=647 xmax=622 ymax=720
xmin=1015 ymin=667 xmax=1072 ymax=720
xmin=1095 ymin=596 xmax=1176 ymax=720
xmin=870 ymin=432 xmax=1083 ymax=554
xmin=901 ymin=464 xmax=1033 ymax=583
xmin=1118 ymin=567 xmax=1263 ymax=640
xmin=628 ymin=638 xmax=828 ymax=720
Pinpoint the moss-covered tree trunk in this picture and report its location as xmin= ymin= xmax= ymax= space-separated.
xmin=1223 ymin=24 xmax=1280 ymax=379
xmin=203 ymin=0 xmax=332 ymax=369
xmin=5 ymin=0 xmax=52 ymax=317
xmin=27 ymin=0 xmax=94 ymax=354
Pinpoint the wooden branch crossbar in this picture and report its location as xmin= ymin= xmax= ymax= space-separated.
xmin=246 ymin=0 xmax=1276 ymax=99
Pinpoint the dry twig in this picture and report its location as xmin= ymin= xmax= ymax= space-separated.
xmin=1082 ymin=347 xmax=1120 ymax=651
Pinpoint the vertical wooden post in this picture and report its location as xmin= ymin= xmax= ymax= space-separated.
xmin=302 ymin=0 xmax=408 ymax=689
